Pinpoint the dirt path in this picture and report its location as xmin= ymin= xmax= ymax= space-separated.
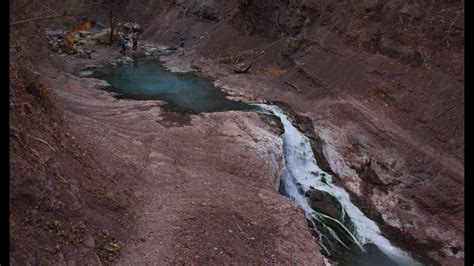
xmin=38 ymin=49 xmax=326 ymax=264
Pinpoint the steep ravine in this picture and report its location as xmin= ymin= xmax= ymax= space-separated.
xmin=153 ymin=4 xmax=464 ymax=261
xmin=10 ymin=0 xmax=463 ymax=264
xmin=89 ymin=57 xmax=426 ymax=265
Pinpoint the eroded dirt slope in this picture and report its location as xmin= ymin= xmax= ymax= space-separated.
xmin=142 ymin=1 xmax=464 ymax=264
xmin=10 ymin=38 xmax=136 ymax=265
xmin=34 ymin=46 xmax=326 ymax=264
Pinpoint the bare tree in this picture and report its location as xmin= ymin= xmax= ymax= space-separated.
xmin=107 ymin=1 xmax=119 ymax=44
xmin=101 ymin=0 xmax=133 ymax=44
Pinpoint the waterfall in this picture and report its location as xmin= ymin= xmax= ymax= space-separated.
xmin=256 ymin=104 xmax=421 ymax=266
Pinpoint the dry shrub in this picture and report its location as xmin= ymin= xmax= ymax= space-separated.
xmin=284 ymin=33 xmax=309 ymax=56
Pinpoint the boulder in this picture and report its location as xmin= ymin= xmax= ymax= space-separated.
xmin=92 ymin=28 xmax=119 ymax=44
xmin=306 ymin=188 xmax=343 ymax=220
xmin=132 ymin=24 xmax=142 ymax=32
xmin=94 ymin=80 xmax=111 ymax=90
xmin=79 ymin=70 xmax=94 ymax=77
xmin=123 ymin=23 xmax=133 ymax=30
xmin=82 ymin=64 xmax=97 ymax=70
xmin=231 ymin=61 xmax=252 ymax=74
xmin=92 ymin=29 xmax=109 ymax=44
xmin=78 ymin=30 xmax=92 ymax=38
xmin=123 ymin=22 xmax=142 ymax=32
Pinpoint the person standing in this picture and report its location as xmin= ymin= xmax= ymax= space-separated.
xmin=178 ymin=41 xmax=184 ymax=55
xmin=119 ymin=34 xmax=127 ymax=55
xmin=132 ymin=32 xmax=138 ymax=51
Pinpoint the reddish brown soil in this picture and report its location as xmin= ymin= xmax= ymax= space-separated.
xmin=10 ymin=43 xmax=136 ymax=264
xmin=10 ymin=41 xmax=324 ymax=265
xmin=144 ymin=1 xmax=463 ymax=264
xmin=10 ymin=1 xmax=463 ymax=265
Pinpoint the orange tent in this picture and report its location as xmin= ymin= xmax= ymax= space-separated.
xmin=72 ymin=21 xmax=92 ymax=32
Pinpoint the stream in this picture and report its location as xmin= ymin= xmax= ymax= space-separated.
xmin=256 ymin=104 xmax=422 ymax=266
xmin=92 ymin=59 xmax=423 ymax=265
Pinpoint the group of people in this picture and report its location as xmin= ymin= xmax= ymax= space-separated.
xmin=119 ymin=31 xmax=139 ymax=55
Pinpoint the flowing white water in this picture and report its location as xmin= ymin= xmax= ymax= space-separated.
xmin=256 ymin=104 xmax=421 ymax=266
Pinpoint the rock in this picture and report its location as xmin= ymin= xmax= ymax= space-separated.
xmin=132 ymin=24 xmax=142 ymax=32
xmin=231 ymin=61 xmax=252 ymax=73
xmin=78 ymin=30 xmax=92 ymax=38
xmin=123 ymin=22 xmax=142 ymax=32
xmin=79 ymin=70 xmax=93 ymax=77
xmin=103 ymin=242 xmax=120 ymax=252
xmin=306 ymin=188 xmax=342 ymax=219
xmin=92 ymin=29 xmax=109 ymax=44
xmin=128 ymin=49 xmax=146 ymax=58
xmin=310 ymin=171 xmax=320 ymax=177
xmin=86 ymin=40 xmax=97 ymax=46
xmin=45 ymin=30 xmax=64 ymax=37
xmin=145 ymin=51 xmax=151 ymax=56
xmin=92 ymin=28 xmax=119 ymax=44
xmin=122 ymin=56 xmax=134 ymax=64
xmin=82 ymin=233 xmax=95 ymax=248
xmin=123 ymin=22 xmax=133 ymax=30
xmin=75 ymin=48 xmax=89 ymax=58
xmin=94 ymin=80 xmax=111 ymax=90
xmin=147 ymin=47 xmax=162 ymax=56
xmin=80 ymin=51 xmax=90 ymax=58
